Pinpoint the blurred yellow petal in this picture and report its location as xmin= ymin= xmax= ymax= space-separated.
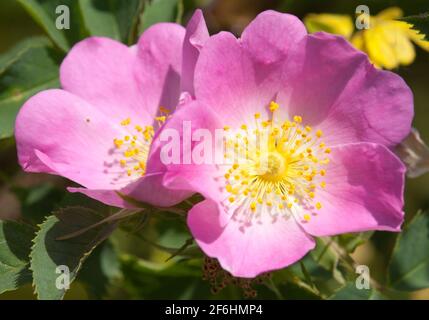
xmin=387 ymin=22 xmax=416 ymax=65
xmin=375 ymin=7 xmax=403 ymax=21
xmin=351 ymin=32 xmax=382 ymax=68
xmin=304 ymin=13 xmax=354 ymax=39
xmin=364 ymin=25 xmax=399 ymax=69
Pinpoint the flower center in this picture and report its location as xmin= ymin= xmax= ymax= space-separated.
xmin=260 ymin=151 xmax=287 ymax=179
xmin=223 ymin=101 xmax=330 ymax=223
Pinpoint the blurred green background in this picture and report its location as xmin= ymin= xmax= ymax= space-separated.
xmin=1 ymin=0 xmax=429 ymax=299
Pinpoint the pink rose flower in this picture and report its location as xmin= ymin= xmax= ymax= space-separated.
xmin=160 ymin=10 xmax=414 ymax=277
xmin=15 ymin=23 xmax=193 ymax=208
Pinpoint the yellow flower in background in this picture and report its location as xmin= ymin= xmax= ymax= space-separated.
xmin=304 ymin=7 xmax=429 ymax=69
xmin=305 ymin=13 xmax=354 ymax=38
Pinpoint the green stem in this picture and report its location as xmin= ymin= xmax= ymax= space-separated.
xmin=265 ymin=278 xmax=285 ymax=300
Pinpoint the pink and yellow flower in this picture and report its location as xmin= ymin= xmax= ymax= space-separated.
xmin=160 ymin=10 xmax=414 ymax=277
xmin=15 ymin=23 xmax=193 ymax=208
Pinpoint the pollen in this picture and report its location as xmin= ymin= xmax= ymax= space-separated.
xmin=269 ymin=101 xmax=279 ymax=112
xmin=222 ymin=101 xmax=330 ymax=224
xmin=113 ymin=117 xmax=158 ymax=179
xmin=121 ymin=118 xmax=131 ymax=126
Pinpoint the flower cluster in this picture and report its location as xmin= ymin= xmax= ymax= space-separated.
xmin=15 ymin=10 xmax=414 ymax=277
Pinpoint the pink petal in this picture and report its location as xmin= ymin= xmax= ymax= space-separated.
xmin=302 ymin=143 xmax=405 ymax=236
xmin=151 ymin=100 xmax=225 ymax=202
xmin=194 ymin=31 xmax=268 ymax=126
xmin=136 ymin=23 xmax=186 ymax=117
xmin=60 ymin=37 xmax=153 ymax=125
xmin=188 ymin=199 xmax=316 ymax=278
xmin=277 ymin=32 xmax=413 ymax=147
xmin=193 ymin=10 xmax=306 ymax=126
xmin=241 ymin=10 xmax=306 ymax=65
xmin=181 ymin=9 xmax=209 ymax=96
xmin=15 ymin=89 xmax=132 ymax=190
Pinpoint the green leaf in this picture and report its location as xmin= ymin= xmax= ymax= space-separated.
xmin=337 ymin=232 xmax=373 ymax=253
xmin=388 ymin=212 xmax=429 ymax=291
xmin=0 ymin=221 xmax=35 ymax=294
xmin=17 ymin=0 xmax=84 ymax=51
xmin=0 ymin=38 xmax=62 ymax=139
xmin=288 ymin=251 xmax=344 ymax=297
xmin=329 ymin=282 xmax=386 ymax=300
xmin=30 ymin=207 xmax=118 ymax=300
xmin=138 ymin=0 xmax=181 ymax=33
xmin=78 ymin=240 xmax=121 ymax=298
xmin=78 ymin=0 xmax=142 ymax=43
xmin=401 ymin=13 xmax=429 ymax=41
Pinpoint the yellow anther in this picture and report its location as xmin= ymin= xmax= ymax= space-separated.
xmin=241 ymin=124 xmax=248 ymax=130
xmin=254 ymin=113 xmax=261 ymax=119
xmin=232 ymin=163 xmax=239 ymax=170
xmin=119 ymin=160 xmax=126 ymax=167
xmin=269 ymin=101 xmax=279 ymax=112
xmin=135 ymin=125 xmax=143 ymax=132
xmin=121 ymin=118 xmax=131 ymax=126
xmin=304 ymin=214 xmax=311 ymax=222
xmin=228 ymin=196 xmax=235 ymax=203
xmin=319 ymin=142 xmax=325 ymax=148
xmin=320 ymin=169 xmax=326 ymax=176
xmin=293 ymin=115 xmax=302 ymax=123
xmin=287 ymin=203 xmax=293 ymax=209
xmin=155 ymin=116 xmax=166 ymax=122
xmin=114 ymin=139 xmax=124 ymax=148
xmin=250 ymin=202 xmax=257 ymax=211
xmin=159 ymin=106 xmax=170 ymax=114
xmin=308 ymin=192 xmax=315 ymax=198
xmin=223 ymin=126 xmax=230 ymax=131
xmin=305 ymin=126 xmax=312 ymax=132
xmin=315 ymin=202 xmax=322 ymax=210
xmin=224 ymin=173 xmax=230 ymax=179
xmin=316 ymin=130 xmax=323 ymax=138
xmin=320 ymin=181 xmax=326 ymax=188
xmin=226 ymin=184 xmax=232 ymax=192
xmin=124 ymin=136 xmax=130 ymax=141
xmin=127 ymin=169 xmax=132 ymax=176
xmin=325 ymin=148 xmax=331 ymax=154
